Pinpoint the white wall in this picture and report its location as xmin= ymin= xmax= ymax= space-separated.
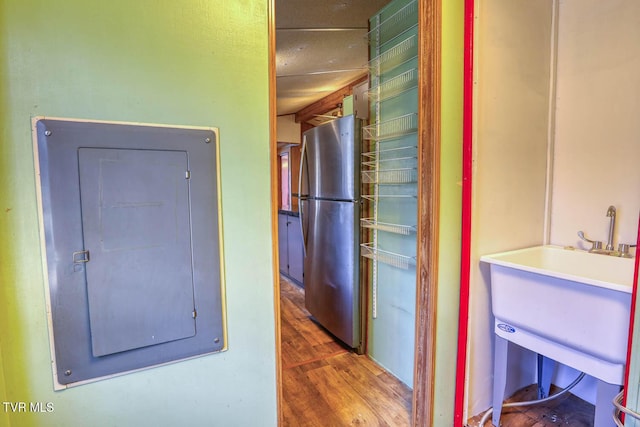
xmin=276 ymin=114 xmax=301 ymax=144
xmin=546 ymin=0 xmax=640 ymax=404
xmin=550 ymin=0 xmax=640 ymax=249
xmin=468 ymin=0 xmax=640 ymax=419
xmin=467 ymin=0 xmax=554 ymax=416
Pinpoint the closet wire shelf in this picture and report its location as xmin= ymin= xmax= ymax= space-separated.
xmin=368 ymin=33 xmax=418 ymax=76
xmin=362 ymin=113 xmax=418 ymax=141
xmin=362 ymin=145 xmax=417 ymax=162
xmin=361 ymin=167 xmax=417 ymax=184
xmin=360 ymin=218 xmax=416 ymax=235
xmin=368 ymin=0 xmax=418 ymax=46
xmin=362 ymin=155 xmax=416 ymax=168
xmin=361 ymin=194 xmax=416 ymax=201
xmin=368 ymin=68 xmax=417 ymax=103
xmin=361 ymin=243 xmax=416 ymax=270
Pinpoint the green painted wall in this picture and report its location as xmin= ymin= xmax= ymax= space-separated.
xmin=0 ymin=346 xmax=7 ymax=427
xmin=433 ymin=0 xmax=464 ymax=423
xmin=0 ymin=1 xmax=9 ymax=423
xmin=0 ymin=1 xmax=277 ymax=426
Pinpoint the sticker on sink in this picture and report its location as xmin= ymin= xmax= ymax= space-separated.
xmin=497 ymin=323 xmax=516 ymax=333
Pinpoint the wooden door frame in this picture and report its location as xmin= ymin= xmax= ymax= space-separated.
xmin=412 ymin=0 xmax=441 ymax=426
xmin=268 ymin=0 xmax=442 ymax=425
xmin=267 ymin=1 xmax=284 ymax=425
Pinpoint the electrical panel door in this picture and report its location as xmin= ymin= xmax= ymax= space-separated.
xmin=78 ymin=148 xmax=196 ymax=357
xmin=34 ymin=118 xmax=226 ymax=388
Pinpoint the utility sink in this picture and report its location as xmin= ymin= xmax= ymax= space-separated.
xmin=481 ymin=245 xmax=635 ymax=427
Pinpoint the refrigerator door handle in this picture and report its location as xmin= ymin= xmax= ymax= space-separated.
xmin=298 ymin=134 xmax=307 ymax=257
xmin=298 ymin=134 xmax=307 ymax=200
xmin=299 ymin=199 xmax=307 ymax=257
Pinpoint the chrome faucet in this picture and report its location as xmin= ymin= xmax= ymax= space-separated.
xmin=577 ymin=230 xmax=604 ymax=253
xmin=578 ymin=205 xmax=636 ymax=257
xmin=606 ymin=205 xmax=616 ymax=251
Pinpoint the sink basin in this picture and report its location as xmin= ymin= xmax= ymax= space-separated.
xmin=481 ymin=245 xmax=634 ymax=384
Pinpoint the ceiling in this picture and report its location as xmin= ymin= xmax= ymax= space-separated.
xmin=275 ymin=0 xmax=390 ymax=117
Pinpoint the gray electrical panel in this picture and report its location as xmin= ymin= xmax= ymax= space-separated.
xmin=34 ymin=118 xmax=226 ymax=387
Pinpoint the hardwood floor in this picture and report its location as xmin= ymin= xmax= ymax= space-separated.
xmin=280 ymin=276 xmax=595 ymax=426
xmin=466 ymin=384 xmax=595 ymax=427
xmin=279 ymin=276 xmax=412 ymax=426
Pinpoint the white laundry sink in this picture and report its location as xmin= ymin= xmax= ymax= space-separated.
xmin=481 ymin=245 xmax=634 ymax=384
xmin=482 ymin=245 xmax=635 ymax=427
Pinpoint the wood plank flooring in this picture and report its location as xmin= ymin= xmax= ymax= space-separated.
xmin=280 ymin=276 xmax=595 ymax=426
xmin=467 ymin=383 xmax=595 ymax=426
xmin=279 ymin=276 xmax=412 ymax=426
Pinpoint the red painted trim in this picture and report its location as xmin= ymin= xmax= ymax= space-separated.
xmin=454 ymin=1 xmax=475 ymax=425
xmin=622 ymin=213 xmax=640 ymax=414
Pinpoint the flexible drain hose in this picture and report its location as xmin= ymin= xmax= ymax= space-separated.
xmin=477 ymin=372 xmax=586 ymax=427
xmin=613 ymin=389 xmax=640 ymax=426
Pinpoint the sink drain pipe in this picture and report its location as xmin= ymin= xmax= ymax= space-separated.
xmin=477 ymin=372 xmax=586 ymax=427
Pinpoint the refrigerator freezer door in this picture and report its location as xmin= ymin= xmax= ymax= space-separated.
xmin=303 ymin=199 xmax=360 ymax=347
xmin=300 ymin=115 xmax=359 ymax=201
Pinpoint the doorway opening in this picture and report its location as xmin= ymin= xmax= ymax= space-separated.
xmin=269 ymin=0 xmax=445 ymax=425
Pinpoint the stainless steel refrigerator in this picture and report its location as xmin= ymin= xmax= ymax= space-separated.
xmin=299 ymin=114 xmax=361 ymax=349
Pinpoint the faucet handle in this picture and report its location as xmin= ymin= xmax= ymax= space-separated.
xmin=617 ymin=243 xmax=637 ymax=258
xmin=578 ymin=231 xmax=603 ymax=251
